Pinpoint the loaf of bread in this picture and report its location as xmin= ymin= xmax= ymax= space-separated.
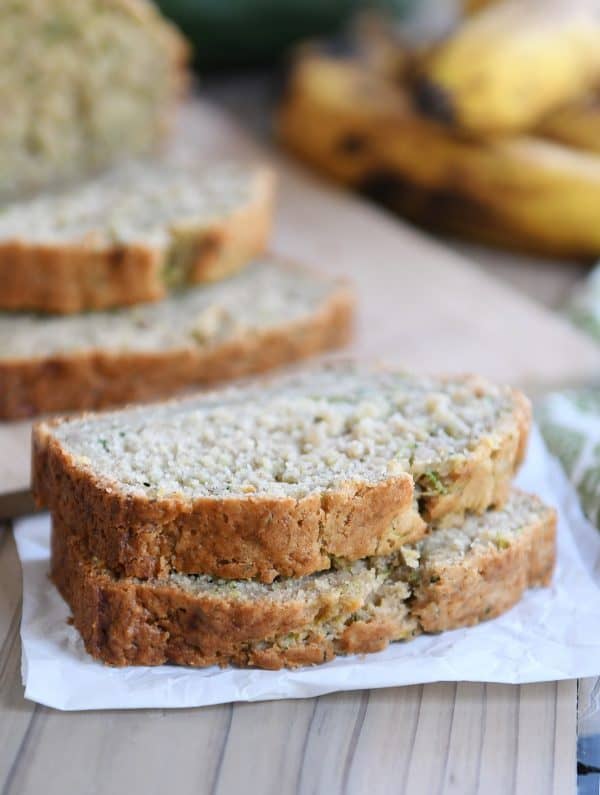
xmin=34 ymin=365 xmax=530 ymax=582
xmin=0 ymin=0 xmax=188 ymax=200
xmin=0 ymin=162 xmax=275 ymax=313
xmin=50 ymin=490 xmax=556 ymax=669
xmin=1 ymin=259 xmax=353 ymax=419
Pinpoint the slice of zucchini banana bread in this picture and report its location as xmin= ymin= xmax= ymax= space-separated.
xmin=34 ymin=365 xmax=531 ymax=582
xmin=50 ymin=490 xmax=556 ymax=669
xmin=0 ymin=162 xmax=274 ymax=313
xmin=1 ymin=258 xmax=353 ymax=419
xmin=0 ymin=0 xmax=188 ymax=201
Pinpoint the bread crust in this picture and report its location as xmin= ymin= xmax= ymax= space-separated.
xmin=50 ymin=498 xmax=556 ymax=669
xmin=0 ymin=169 xmax=275 ymax=314
xmin=411 ymin=506 xmax=556 ymax=632
xmin=420 ymin=388 xmax=531 ymax=523
xmin=33 ymin=381 xmax=530 ymax=583
xmin=44 ymin=475 xmax=421 ymax=583
xmin=50 ymin=520 xmax=394 ymax=669
xmin=3 ymin=282 xmax=353 ymax=419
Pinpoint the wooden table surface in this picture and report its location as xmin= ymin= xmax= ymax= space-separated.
xmin=1 ymin=84 xmax=598 ymax=794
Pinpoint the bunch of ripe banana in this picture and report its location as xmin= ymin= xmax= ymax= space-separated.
xmin=277 ymin=0 xmax=600 ymax=257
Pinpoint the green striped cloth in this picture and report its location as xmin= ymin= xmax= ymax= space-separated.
xmin=538 ymin=266 xmax=600 ymax=529
xmin=538 ymin=391 xmax=600 ymax=528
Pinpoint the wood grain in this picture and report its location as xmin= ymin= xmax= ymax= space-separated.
xmin=1 ymin=98 xmax=599 ymax=510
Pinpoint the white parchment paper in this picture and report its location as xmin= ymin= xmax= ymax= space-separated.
xmin=13 ymin=427 xmax=600 ymax=711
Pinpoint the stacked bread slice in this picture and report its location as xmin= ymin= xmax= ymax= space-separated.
xmin=33 ymin=364 xmax=556 ymax=669
xmin=0 ymin=162 xmax=354 ymax=419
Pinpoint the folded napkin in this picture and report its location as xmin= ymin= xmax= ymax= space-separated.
xmin=538 ymin=263 xmax=600 ymax=530
xmin=539 ymin=391 xmax=600 ymax=530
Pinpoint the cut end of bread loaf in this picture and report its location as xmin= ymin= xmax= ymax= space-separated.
xmin=50 ymin=490 xmax=556 ymax=669
xmin=1 ymin=258 xmax=353 ymax=419
xmin=34 ymin=365 xmax=530 ymax=582
xmin=0 ymin=162 xmax=275 ymax=313
xmin=0 ymin=0 xmax=189 ymax=201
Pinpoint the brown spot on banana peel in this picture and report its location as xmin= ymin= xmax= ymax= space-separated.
xmin=414 ymin=78 xmax=456 ymax=127
xmin=336 ymin=132 xmax=370 ymax=156
xmin=358 ymin=169 xmax=578 ymax=258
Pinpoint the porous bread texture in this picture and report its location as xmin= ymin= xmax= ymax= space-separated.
xmin=0 ymin=0 xmax=188 ymax=200
xmin=34 ymin=365 xmax=531 ymax=582
xmin=1 ymin=259 xmax=353 ymax=418
xmin=407 ymin=491 xmax=556 ymax=632
xmin=50 ymin=490 xmax=556 ymax=669
xmin=0 ymin=162 xmax=275 ymax=313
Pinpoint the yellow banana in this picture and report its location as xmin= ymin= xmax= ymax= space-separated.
xmin=417 ymin=0 xmax=600 ymax=136
xmin=278 ymin=56 xmax=406 ymax=185
xmin=538 ymin=95 xmax=600 ymax=154
xmin=278 ymin=55 xmax=600 ymax=256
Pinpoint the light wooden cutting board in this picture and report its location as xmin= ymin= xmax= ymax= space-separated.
xmin=1 ymin=99 xmax=599 ymax=516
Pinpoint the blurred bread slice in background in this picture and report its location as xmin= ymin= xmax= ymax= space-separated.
xmin=0 ymin=0 xmax=189 ymax=200
xmin=0 ymin=161 xmax=275 ymax=313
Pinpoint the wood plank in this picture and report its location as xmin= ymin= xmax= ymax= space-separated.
xmin=341 ymin=685 xmax=424 ymax=792
xmin=2 ymin=703 xmax=232 ymax=795
xmin=1 ymin=99 xmax=599 ymax=509
xmin=0 ymin=528 xmax=37 ymax=794
xmin=0 ymin=678 xmax=577 ymax=795
xmin=451 ymin=242 xmax=590 ymax=311
xmin=0 ymin=528 xmax=22 ymax=642
xmin=0 ymin=422 xmax=34 ymax=511
xmin=213 ymin=699 xmax=316 ymax=795
xmin=437 ymin=683 xmax=487 ymax=794
xmin=514 ymin=681 xmax=576 ymax=795
xmin=0 ymin=490 xmax=36 ymax=522
xmin=553 ymin=681 xmax=577 ymax=795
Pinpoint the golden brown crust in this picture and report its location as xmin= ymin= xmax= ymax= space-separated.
xmin=242 ymin=616 xmax=413 ymax=669
xmin=0 ymin=169 xmax=275 ymax=314
xmin=421 ymin=388 xmax=531 ymax=523
xmin=411 ymin=507 xmax=557 ymax=632
xmin=3 ymin=283 xmax=353 ymax=419
xmin=50 ymin=520 xmax=372 ymax=668
xmin=0 ymin=242 xmax=164 ymax=315
xmin=45 ymin=476 xmax=420 ymax=583
xmin=32 ymin=379 xmax=529 ymax=583
xmin=50 ymin=501 xmax=556 ymax=670
xmin=185 ymin=169 xmax=275 ymax=285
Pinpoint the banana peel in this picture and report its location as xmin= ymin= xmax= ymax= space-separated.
xmin=538 ymin=95 xmax=600 ymax=154
xmin=278 ymin=57 xmax=407 ymax=185
xmin=278 ymin=55 xmax=600 ymax=257
xmin=416 ymin=0 xmax=600 ymax=137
